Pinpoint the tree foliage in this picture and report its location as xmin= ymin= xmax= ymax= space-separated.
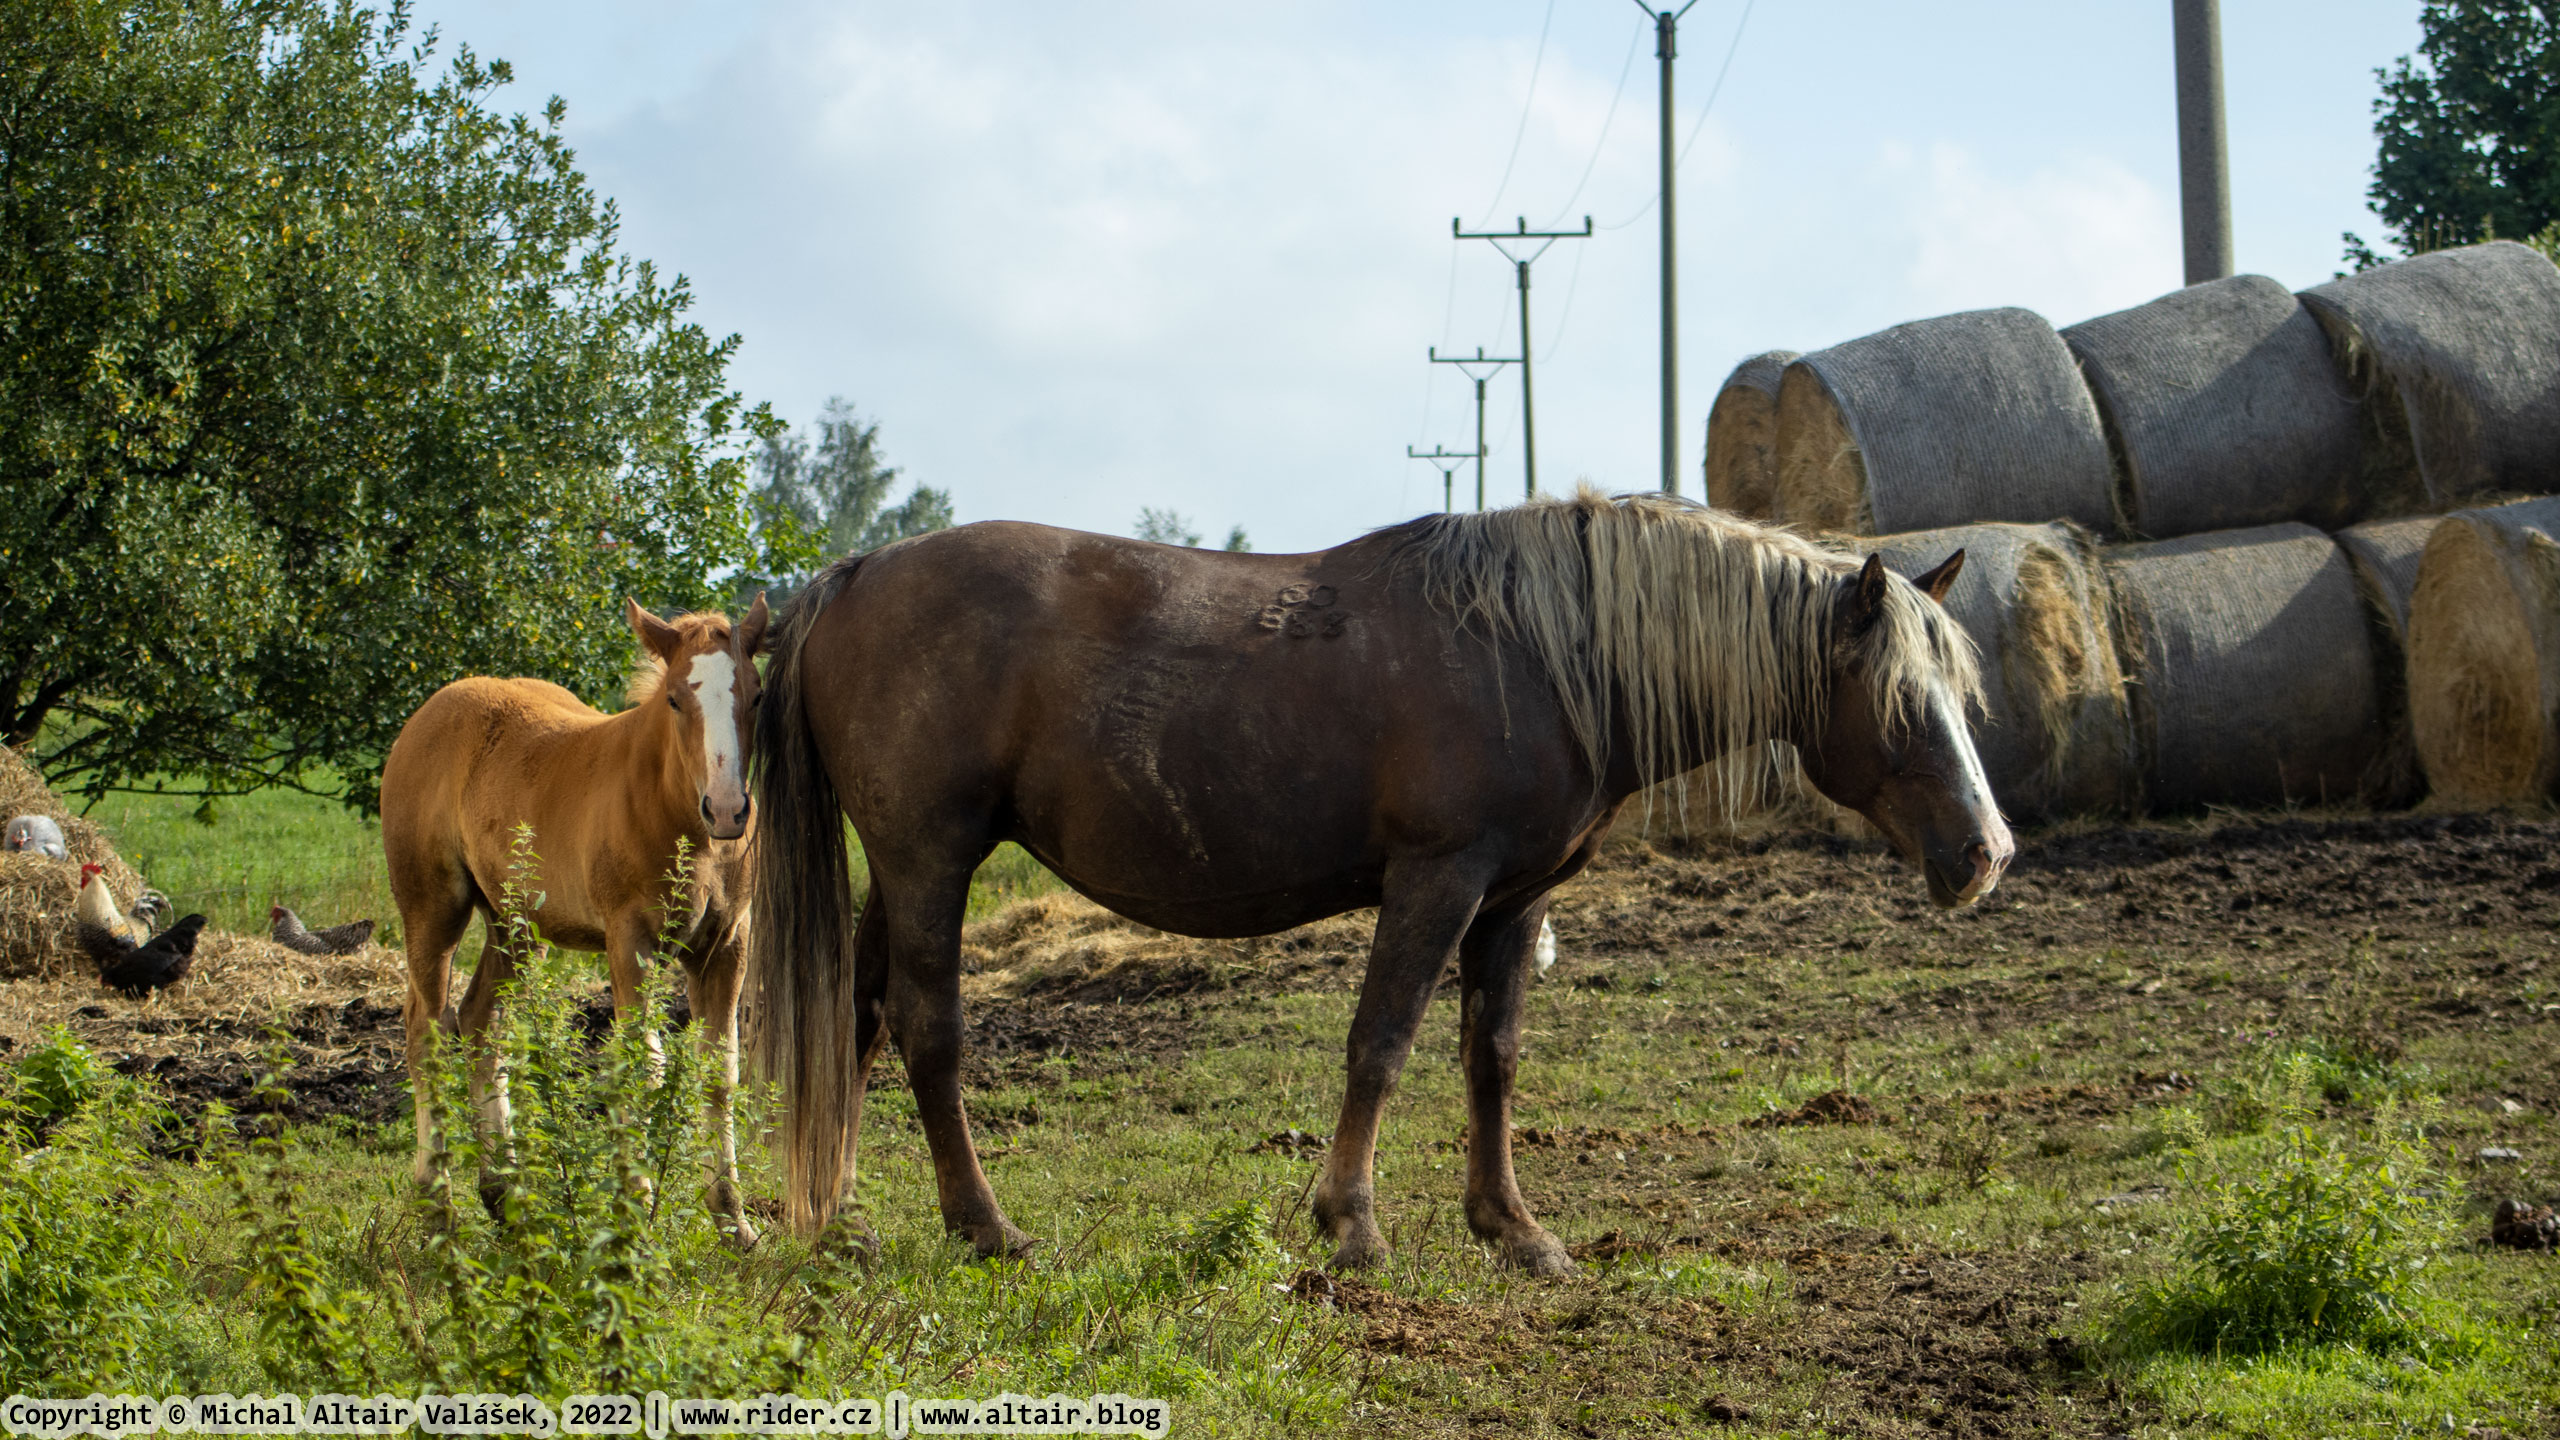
xmin=0 ymin=0 xmax=788 ymax=810
xmin=2355 ymin=0 xmax=2560 ymax=264
xmin=744 ymin=397 xmax=949 ymax=602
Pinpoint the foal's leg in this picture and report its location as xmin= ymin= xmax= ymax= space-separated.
xmin=685 ymin=931 xmax=757 ymax=1249
xmin=455 ymin=915 xmax=527 ymax=1210
xmin=1457 ymin=896 xmax=1573 ymax=1275
xmin=398 ymin=893 xmax=476 ymax=1188
xmin=878 ymin=862 xmax=1032 ymax=1259
xmin=1313 ymin=861 xmax=1486 ymax=1270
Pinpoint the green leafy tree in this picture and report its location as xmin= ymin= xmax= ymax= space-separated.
xmin=2351 ymin=1 xmax=2560 ymax=266
xmin=0 ymin=0 xmax=793 ymax=811
xmin=745 ymin=397 xmax=950 ymax=600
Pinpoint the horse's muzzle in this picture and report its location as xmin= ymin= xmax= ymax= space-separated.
xmin=1923 ymin=838 xmax=2007 ymax=909
xmin=702 ymin=793 xmax=752 ymax=839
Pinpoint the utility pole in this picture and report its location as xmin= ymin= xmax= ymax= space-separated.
xmin=2173 ymin=0 xmax=2232 ymax=284
xmin=1429 ymin=344 xmax=1519 ymax=511
xmin=1454 ymin=215 xmax=1591 ymax=499
xmin=1635 ymin=0 xmax=1700 ymax=494
xmin=1407 ymin=445 xmax=1475 ymax=513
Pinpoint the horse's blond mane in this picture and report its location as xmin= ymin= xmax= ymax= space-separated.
xmin=1396 ymin=488 xmax=1981 ymax=809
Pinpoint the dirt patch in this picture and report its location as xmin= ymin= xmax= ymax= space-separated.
xmin=1747 ymin=1088 xmax=1883 ymax=1128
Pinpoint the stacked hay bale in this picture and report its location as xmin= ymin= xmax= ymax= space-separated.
xmin=2297 ymin=241 xmax=2560 ymax=511
xmin=2405 ymin=497 xmax=2560 ymax=805
xmin=0 ymin=747 xmax=145 ymax=978
xmin=2338 ymin=515 xmax=2446 ymax=807
xmin=1771 ymin=308 xmax=2116 ymax=535
xmin=1703 ymin=350 xmax=1799 ymax=519
xmin=1863 ymin=522 xmax=2135 ymax=819
xmin=2104 ymin=523 xmax=2385 ymax=810
xmin=2063 ymin=274 xmax=2368 ymax=535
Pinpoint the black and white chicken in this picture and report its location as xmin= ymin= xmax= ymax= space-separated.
xmin=97 ymin=914 xmax=205 ymax=997
xmin=74 ymin=862 xmax=171 ymax=965
xmin=269 ymin=905 xmax=375 ymax=955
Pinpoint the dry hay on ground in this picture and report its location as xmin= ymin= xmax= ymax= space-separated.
xmin=2298 ymin=240 xmax=2560 ymax=509
xmin=2105 ymin=522 xmax=2386 ymax=811
xmin=2407 ymin=496 xmax=2560 ymax=805
xmin=1770 ymin=307 xmax=2115 ymax=536
xmin=0 ymin=746 xmax=146 ymax=979
xmin=1703 ymin=349 xmax=1797 ymax=519
xmin=1865 ymin=521 xmax=2134 ymax=819
xmin=960 ymin=890 xmax=1376 ymax=1005
xmin=2062 ymin=273 xmax=2371 ymax=537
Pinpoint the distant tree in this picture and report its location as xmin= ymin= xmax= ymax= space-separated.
xmin=1222 ymin=526 xmax=1253 ymax=553
xmin=745 ymin=398 xmax=951 ymax=600
xmin=1134 ymin=508 xmax=1204 ymax=548
xmin=0 ymin=0 xmax=785 ymax=811
xmin=2350 ymin=1 xmax=2560 ymax=267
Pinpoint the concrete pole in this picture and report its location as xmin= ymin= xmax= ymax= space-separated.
xmin=2173 ymin=0 xmax=2233 ymax=284
xmin=1654 ymin=7 xmax=1680 ymax=494
xmin=1516 ymin=258 xmax=1537 ymax=498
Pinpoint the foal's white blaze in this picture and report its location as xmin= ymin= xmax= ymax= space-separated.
xmin=687 ymin=650 xmax=747 ymax=828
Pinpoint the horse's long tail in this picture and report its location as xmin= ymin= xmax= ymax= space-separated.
xmin=750 ymin=557 xmax=866 ymax=1237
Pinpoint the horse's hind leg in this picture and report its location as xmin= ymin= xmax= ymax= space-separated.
xmin=398 ymin=890 xmax=476 ymax=1188
xmin=1457 ymin=895 xmax=1573 ymax=1276
xmin=1313 ymin=860 xmax=1487 ymax=1271
xmin=455 ymin=913 xmax=527 ymax=1211
xmin=877 ymin=861 xmax=1032 ymax=1259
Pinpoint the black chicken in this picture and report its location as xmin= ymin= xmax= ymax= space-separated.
xmin=97 ymin=914 xmax=205 ymax=997
xmin=269 ymin=905 xmax=375 ymax=955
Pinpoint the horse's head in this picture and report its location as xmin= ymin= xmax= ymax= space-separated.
xmin=627 ymin=592 xmax=772 ymax=840
xmin=1797 ymin=551 xmax=2013 ymax=908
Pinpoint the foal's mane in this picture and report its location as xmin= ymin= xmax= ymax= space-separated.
xmin=624 ymin=610 xmax=740 ymax=707
xmin=1392 ymin=488 xmax=1981 ymax=798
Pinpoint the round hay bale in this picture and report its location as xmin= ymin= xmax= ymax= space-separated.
xmin=2297 ymin=241 xmax=2560 ymax=509
xmin=2338 ymin=515 xmax=2447 ymax=807
xmin=1704 ymin=350 xmax=1799 ymax=519
xmin=2104 ymin=523 xmax=2384 ymax=811
xmin=1864 ymin=522 xmax=2135 ymax=819
xmin=1771 ymin=307 xmax=2116 ymax=536
xmin=2405 ymin=496 xmax=2560 ymax=805
xmin=2062 ymin=274 xmax=2367 ymax=536
xmin=0 ymin=747 xmax=146 ymax=978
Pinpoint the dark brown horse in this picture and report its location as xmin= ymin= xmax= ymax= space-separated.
xmin=751 ymin=490 xmax=2008 ymax=1274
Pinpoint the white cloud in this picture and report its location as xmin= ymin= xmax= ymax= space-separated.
xmin=1885 ymin=140 xmax=2181 ymax=329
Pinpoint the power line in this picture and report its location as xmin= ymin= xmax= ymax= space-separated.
xmin=1474 ymin=0 xmax=1559 ymax=228
xmin=1454 ymin=216 xmax=1591 ymax=499
xmin=1407 ymin=444 xmax=1477 ymax=514
xmin=1429 ymin=345 xmax=1522 ymax=511
xmin=1542 ymin=14 xmax=1648 ymax=229
xmin=1600 ymin=0 xmax=1755 ymax=233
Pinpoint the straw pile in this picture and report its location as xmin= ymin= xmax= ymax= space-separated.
xmin=2337 ymin=515 xmax=2447 ymax=807
xmin=2105 ymin=523 xmax=2384 ymax=811
xmin=2297 ymin=241 xmax=2560 ymax=509
xmin=1771 ymin=307 xmax=2116 ymax=535
xmin=2405 ymin=497 xmax=2560 ymax=805
xmin=2062 ymin=274 xmax=2366 ymax=536
xmin=1704 ymin=350 xmax=1799 ymax=519
xmin=1864 ymin=522 xmax=2134 ymax=819
xmin=0 ymin=747 xmax=147 ymax=979
xmin=959 ymin=890 xmax=1375 ymax=1003
xmin=0 ymin=928 xmax=404 ymax=1059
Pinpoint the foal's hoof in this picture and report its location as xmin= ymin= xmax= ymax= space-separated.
xmin=1500 ymin=1229 xmax=1577 ymax=1278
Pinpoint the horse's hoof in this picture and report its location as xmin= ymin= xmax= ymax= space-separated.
xmin=717 ymin=1213 xmax=761 ymax=1252
xmin=970 ymin=1223 xmax=1039 ymax=1261
xmin=476 ymin=1174 xmax=510 ymax=1220
xmin=1501 ymin=1230 xmax=1576 ymax=1278
xmin=1325 ymin=1227 xmax=1389 ymax=1272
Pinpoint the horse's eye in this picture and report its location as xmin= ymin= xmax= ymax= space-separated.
xmin=668 ymin=694 xmax=680 ymax=712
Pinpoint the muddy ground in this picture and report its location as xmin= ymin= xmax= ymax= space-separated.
xmin=8 ymin=809 xmax=2557 ymax=1435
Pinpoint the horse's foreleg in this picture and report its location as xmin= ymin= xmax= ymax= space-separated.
xmin=879 ymin=868 xmax=1033 ymax=1260
xmin=687 ymin=936 xmax=756 ymax=1249
xmin=1314 ymin=864 xmax=1485 ymax=1271
xmin=606 ymin=924 xmax=665 ymax=1084
xmin=1457 ymin=897 xmax=1573 ymax=1276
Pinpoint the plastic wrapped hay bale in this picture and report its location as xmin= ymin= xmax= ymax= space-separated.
xmin=2297 ymin=241 xmax=2560 ymax=509
xmin=2104 ymin=523 xmax=2385 ymax=811
xmin=1863 ymin=522 xmax=2135 ymax=819
xmin=2063 ymin=274 xmax=2368 ymax=536
xmin=0 ymin=746 xmax=146 ymax=978
xmin=1772 ymin=307 xmax=2116 ymax=535
xmin=2338 ymin=515 xmax=2448 ymax=806
xmin=1704 ymin=350 xmax=1799 ymax=519
xmin=2406 ymin=496 xmax=2560 ymax=804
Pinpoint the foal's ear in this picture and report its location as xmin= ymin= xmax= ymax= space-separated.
xmin=1910 ymin=549 xmax=1966 ymax=604
xmin=735 ymin=590 xmax=771 ymax=658
xmin=1849 ymin=551 xmax=1890 ymax=629
xmin=625 ymin=597 xmax=684 ymax=661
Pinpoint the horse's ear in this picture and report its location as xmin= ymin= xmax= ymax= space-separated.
xmin=736 ymin=590 xmax=771 ymax=658
xmin=1850 ymin=551 xmax=1890 ymax=630
xmin=1910 ymin=549 xmax=1966 ymax=604
xmin=626 ymin=597 xmax=684 ymax=661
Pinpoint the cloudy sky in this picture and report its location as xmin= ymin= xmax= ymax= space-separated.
xmin=414 ymin=1 xmax=2425 ymax=553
